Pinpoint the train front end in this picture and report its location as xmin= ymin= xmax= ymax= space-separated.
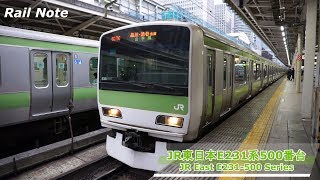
xmin=98 ymin=22 xmax=204 ymax=171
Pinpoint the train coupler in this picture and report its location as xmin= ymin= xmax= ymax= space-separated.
xmin=106 ymin=132 xmax=168 ymax=171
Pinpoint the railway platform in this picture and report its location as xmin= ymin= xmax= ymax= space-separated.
xmin=2 ymin=78 xmax=319 ymax=179
xmin=154 ymin=78 xmax=320 ymax=179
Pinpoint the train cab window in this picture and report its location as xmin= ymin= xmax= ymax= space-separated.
xmin=33 ymin=53 xmax=48 ymax=88
xmin=89 ymin=57 xmax=98 ymax=85
xmin=234 ymin=57 xmax=247 ymax=85
xmin=223 ymin=58 xmax=227 ymax=89
xmin=56 ymin=54 xmax=68 ymax=86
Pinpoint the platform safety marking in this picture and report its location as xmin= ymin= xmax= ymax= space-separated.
xmin=219 ymin=79 xmax=286 ymax=180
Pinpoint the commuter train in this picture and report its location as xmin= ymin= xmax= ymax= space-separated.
xmin=0 ymin=26 xmax=99 ymax=127
xmin=98 ymin=21 xmax=285 ymax=171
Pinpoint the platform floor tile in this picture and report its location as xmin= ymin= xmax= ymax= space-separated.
xmin=153 ymin=79 xmax=285 ymax=180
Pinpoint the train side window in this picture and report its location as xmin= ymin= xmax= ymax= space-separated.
xmin=247 ymin=61 xmax=250 ymax=81
xmin=89 ymin=57 xmax=98 ymax=85
xmin=223 ymin=57 xmax=227 ymax=89
xmin=256 ymin=63 xmax=260 ymax=80
xmin=230 ymin=55 xmax=234 ymax=87
xmin=207 ymin=54 xmax=212 ymax=86
xmin=272 ymin=67 xmax=274 ymax=75
xmin=33 ymin=53 xmax=48 ymax=88
xmin=0 ymin=56 xmax=1 ymax=87
xmin=234 ymin=57 xmax=247 ymax=85
xmin=253 ymin=62 xmax=257 ymax=80
xmin=264 ymin=65 xmax=267 ymax=78
xmin=261 ymin=63 xmax=264 ymax=78
xmin=56 ymin=54 xmax=68 ymax=87
xmin=270 ymin=67 xmax=272 ymax=76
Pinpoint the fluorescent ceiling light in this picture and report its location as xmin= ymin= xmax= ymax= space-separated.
xmin=283 ymin=37 xmax=286 ymax=41
xmin=282 ymin=32 xmax=285 ymax=36
xmin=281 ymin=26 xmax=284 ymax=31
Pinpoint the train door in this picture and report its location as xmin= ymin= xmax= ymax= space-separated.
xmin=221 ymin=53 xmax=233 ymax=115
xmin=204 ymin=48 xmax=215 ymax=126
xmin=30 ymin=50 xmax=71 ymax=117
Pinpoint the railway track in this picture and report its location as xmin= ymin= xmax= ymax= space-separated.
xmin=56 ymin=155 xmax=154 ymax=180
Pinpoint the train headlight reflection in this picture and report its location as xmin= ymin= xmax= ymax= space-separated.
xmin=156 ymin=115 xmax=183 ymax=128
xmin=102 ymin=107 xmax=122 ymax=118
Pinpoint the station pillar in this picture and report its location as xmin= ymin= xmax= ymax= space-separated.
xmin=301 ymin=0 xmax=318 ymax=119
xmin=296 ymin=33 xmax=302 ymax=93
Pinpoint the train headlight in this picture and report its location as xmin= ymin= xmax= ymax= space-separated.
xmin=102 ymin=107 xmax=122 ymax=118
xmin=156 ymin=115 xmax=183 ymax=128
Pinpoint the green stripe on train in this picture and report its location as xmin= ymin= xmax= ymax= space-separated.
xmin=0 ymin=36 xmax=98 ymax=53
xmin=74 ymin=87 xmax=97 ymax=100
xmin=0 ymin=92 xmax=30 ymax=110
xmin=99 ymin=90 xmax=188 ymax=115
xmin=0 ymin=88 xmax=97 ymax=110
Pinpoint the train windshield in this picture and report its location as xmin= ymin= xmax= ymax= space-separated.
xmin=99 ymin=25 xmax=190 ymax=96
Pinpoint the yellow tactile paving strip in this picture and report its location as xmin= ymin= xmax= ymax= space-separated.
xmin=219 ymin=79 xmax=286 ymax=180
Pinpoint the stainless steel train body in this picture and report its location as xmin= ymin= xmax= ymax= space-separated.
xmin=98 ymin=22 xmax=285 ymax=170
xmin=0 ymin=26 xmax=99 ymax=127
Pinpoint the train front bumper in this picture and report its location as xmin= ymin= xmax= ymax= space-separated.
xmin=101 ymin=120 xmax=184 ymax=142
xmin=106 ymin=132 xmax=168 ymax=171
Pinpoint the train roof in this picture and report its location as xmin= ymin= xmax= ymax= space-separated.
xmin=102 ymin=21 xmax=283 ymax=67
xmin=200 ymin=26 xmax=276 ymax=65
xmin=0 ymin=25 xmax=99 ymax=48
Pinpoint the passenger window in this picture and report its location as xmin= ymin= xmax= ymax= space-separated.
xmin=56 ymin=54 xmax=68 ymax=86
xmin=272 ymin=67 xmax=274 ymax=75
xmin=33 ymin=53 xmax=48 ymax=88
xmin=264 ymin=65 xmax=267 ymax=78
xmin=0 ymin=56 xmax=1 ymax=87
xmin=256 ymin=63 xmax=261 ymax=80
xmin=230 ymin=55 xmax=233 ymax=87
xmin=223 ymin=58 xmax=227 ymax=89
xmin=89 ymin=57 xmax=98 ymax=85
xmin=234 ymin=57 xmax=247 ymax=85
xmin=207 ymin=55 xmax=212 ymax=86
xmin=253 ymin=62 xmax=257 ymax=80
xmin=247 ymin=61 xmax=250 ymax=81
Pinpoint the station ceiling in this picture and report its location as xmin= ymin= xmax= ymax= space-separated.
xmin=0 ymin=0 xmax=315 ymax=66
xmin=0 ymin=0 xmax=138 ymax=40
xmin=226 ymin=0 xmax=308 ymax=65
